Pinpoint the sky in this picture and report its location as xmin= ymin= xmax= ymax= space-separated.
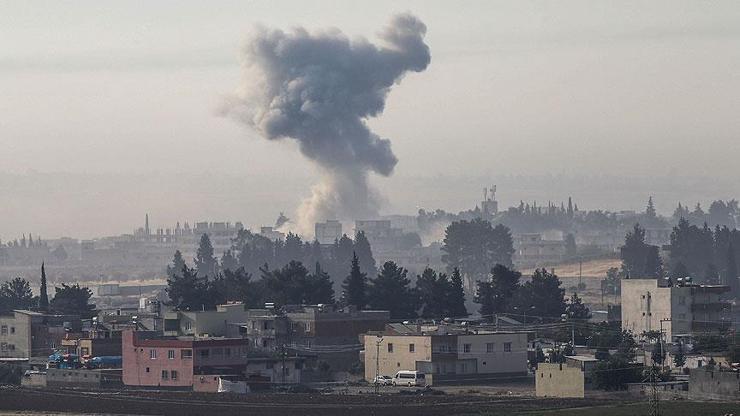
xmin=1 ymin=1 xmax=740 ymax=239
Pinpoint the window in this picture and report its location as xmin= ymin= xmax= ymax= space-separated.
xmin=10 ymin=327 xmax=14 ymax=334
xmin=213 ymin=348 xmax=223 ymax=356
xmin=0 ymin=342 xmax=6 ymax=351
xmin=149 ymin=349 xmax=157 ymax=359
xmin=161 ymin=370 xmax=168 ymax=380
xmin=181 ymin=349 xmax=192 ymax=359
xmin=199 ymin=349 xmax=210 ymax=358
xmin=387 ymin=343 xmax=393 ymax=353
xmin=504 ymin=342 xmax=512 ymax=352
xmin=185 ymin=321 xmax=192 ymax=331
xmin=168 ymin=350 xmax=175 ymax=359
xmin=145 ymin=367 xmax=150 ymax=373
xmin=171 ymin=370 xmax=178 ymax=380
xmin=463 ymin=344 xmax=471 ymax=353
xmin=305 ymin=322 xmax=311 ymax=332
xmin=80 ymin=347 xmax=89 ymax=356
xmin=486 ymin=343 xmax=494 ymax=353
xmin=409 ymin=343 xmax=415 ymax=353
xmin=0 ymin=325 xmax=7 ymax=335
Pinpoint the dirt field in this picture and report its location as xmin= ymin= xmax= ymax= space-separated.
xmin=0 ymin=386 xmax=636 ymax=416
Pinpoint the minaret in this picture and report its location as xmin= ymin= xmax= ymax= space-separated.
xmin=145 ymin=214 xmax=150 ymax=236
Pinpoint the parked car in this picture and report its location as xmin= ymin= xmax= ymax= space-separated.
xmin=373 ymin=375 xmax=393 ymax=385
xmin=392 ymin=371 xmax=426 ymax=387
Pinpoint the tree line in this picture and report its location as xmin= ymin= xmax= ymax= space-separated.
xmin=0 ymin=263 xmax=96 ymax=318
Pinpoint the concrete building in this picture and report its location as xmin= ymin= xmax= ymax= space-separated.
xmin=0 ymin=310 xmax=80 ymax=359
xmin=163 ymin=303 xmax=253 ymax=338
xmin=314 ymin=220 xmax=342 ymax=245
xmin=259 ymin=226 xmax=285 ymax=242
xmin=122 ymin=330 xmax=250 ymax=389
xmin=621 ymin=279 xmax=731 ymax=341
xmin=536 ymin=362 xmax=586 ymax=398
xmin=513 ymin=233 xmax=567 ymax=268
xmin=364 ymin=324 xmax=527 ymax=385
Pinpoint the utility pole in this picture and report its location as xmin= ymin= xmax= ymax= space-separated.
xmin=281 ymin=344 xmax=286 ymax=385
xmin=374 ymin=336 xmax=383 ymax=394
xmin=659 ymin=318 xmax=671 ymax=373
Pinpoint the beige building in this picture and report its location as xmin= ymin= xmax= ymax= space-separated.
xmin=364 ymin=325 xmax=527 ymax=385
xmin=0 ymin=310 xmax=78 ymax=359
xmin=536 ymin=362 xmax=585 ymax=398
xmin=621 ymin=279 xmax=731 ymax=341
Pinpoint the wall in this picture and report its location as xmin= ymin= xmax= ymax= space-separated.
xmin=536 ymin=363 xmax=585 ymax=398
xmin=363 ymin=334 xmax=431 ymax=383
xmin=456 ymin=333 xmax=528 ymax=376
xmin=689 ymin=369 xmax=740 ymax=401
xmin=0 ymin=312 xmax=31 ymax=358
xmin=621 ymin=280 xmax=675 ymax=339
xmin=122 ymin=331 xmax=194 ymax=388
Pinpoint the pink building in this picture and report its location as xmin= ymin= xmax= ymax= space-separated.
xmin=122 ymin=330 xmax=248 ymax=390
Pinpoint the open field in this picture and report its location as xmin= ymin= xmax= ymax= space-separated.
xmin=516 ymin=400 xmax=739 ymax=416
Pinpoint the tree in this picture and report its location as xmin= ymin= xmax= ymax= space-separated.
xmin=368 ymin=261 xmax=418 ymax=320
xmin=0 ymin=277 xmax=34 ymax=313
xmin=166 ymin=264 xmax=204 ymax=310
xmin=651 ymin=342 xmax=665 ymax=366
xmin=221 ymin=267 xmax=260 ymax=307
xmin=646 ymin=196 xmax=657 ymax=218
xmin=220 ymin=250 xmax=239 ymax=273
xmin=261 ymin=260 xmax=328 ymax=306
xmin=39 ymin=262 xmax=49 ymax=312
xmin=353 ymin=231 xmax=377 ymax=275
xmin=416 ymin=268 xmax=447 ymax=318
xmin=167 ymin=250 xmax=187 ymax=280
xmin=306 ymin=262 xmax=335 ymax=305
xmin=194 ymin=234 xmax=218 ymax=278
xmin=725 ymin=244 xmax=738 ymax=297
xmin=50 ymin=284 xmax=96 ymax=318
xmin=673 ymin=342 xmax=686 ymax=368
xmin=341 ymin=253 xmax=368 ymax=309
xmin=474 ymin=264 xmax=521 ymax=319
xmin=519 ymin=269 xmax=565 ymax=319
xmin=447 ymin=268 xmax=468 ymax=318
xmin=565 ymin=292 xmax=591 ymax=320
xmin=620 ymin=224 xmax=661 ymax=278
xmin=442 ymin=218 xmax=514 ymax=284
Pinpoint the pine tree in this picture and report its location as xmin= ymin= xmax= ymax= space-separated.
xmin=167 ymin=250 xmax=187 ymax=280
xmin=353 ymin=231 xmax=377 ymax=274
xmin=341 ymin=252 xmax=367 ymax=309
xmin=368 ymin=261 xmax=417 ymax=319
xmin=39 ymin=262 xmax=49 ymax=311
xmin=194 ymin=234 xmax=217 ymax=278
xmin=646 ymin=196 xmax=657 ymax=217
xmin=447 ymin=268 xmax=468 ymax=318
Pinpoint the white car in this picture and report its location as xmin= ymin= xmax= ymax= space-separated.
xmin=373 ymin=375 xmax=393 ymax=386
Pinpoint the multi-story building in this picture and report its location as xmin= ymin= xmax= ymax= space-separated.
xmin=363 ymin=323 xmax=528 ymax=385
xmin=314 ymin=220 xmax=342 ymax=245
xmin=513 ymin=233 xmax=567 ymax=268
xmin=0 ymin=310 xmax=80 ymax=359
xmin=621 ymin=278 xmax=731 ymax=342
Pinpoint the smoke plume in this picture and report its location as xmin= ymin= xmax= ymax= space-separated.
xmin=224 ymin=14 xmax=431 ymax=235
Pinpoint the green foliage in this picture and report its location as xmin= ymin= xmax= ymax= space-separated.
xmin=593 ymin=354 xmax=643 ymax=390
xmin=692 ymin=334 xmax=729 ymax=353
xmin=474 ymin=264 xmax=522 ymax=320
xmin=442 ymin=218 xmax=514 ymax=282
xmin=0 ymin=277 xmax=34 ymax=313
xmin=195 ymin=234 xmax=218 ymax=278
xmin=520 ymin=268 xmax=566 ymax=319
xmin=651 ymin=343 xmax=666 ymax=365
xmin=673 ymin=342 xmax=686 ymax=368
xmin=341 ymin=253 xmax=368 ymax=309
xmin=39 ymin=262 xmax=49 ymax=311
xmin=262 ymin=260 xmax=335 ymax=306
xmin=50 ymin=283 xmax=96 ymax=318
xmin=620 ymin=224 xmax=662 ymax=278
xmin=565 ymin=292 xmax=591 ymax=320
xmin=353 ymin=231 xmax=377 ymax=275
xmin=368 ymin=261 xmax=418 ymax=320
xmin=447 ymin=268 xmax=468 ymax=318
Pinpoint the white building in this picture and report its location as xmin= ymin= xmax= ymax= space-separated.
xmin=314 ymin=220 xmax=342 ymax=245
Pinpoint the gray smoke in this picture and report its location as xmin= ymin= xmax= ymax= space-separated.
xmin=224 ymin=13 xmax=430 ymax=235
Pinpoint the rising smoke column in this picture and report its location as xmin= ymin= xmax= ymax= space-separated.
xmin=224 ymin=14 xmax=431 ymax=235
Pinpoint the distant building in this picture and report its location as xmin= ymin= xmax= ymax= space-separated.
xmin=621 ymin=279 xmax=731 ymax=341
xmin=536 ymin=362 xmax=586 ymax=398
xmin=688 ymin=368 xmax=740 ymax=401
xmin=364 ymin=323 xmax=527 ymax=385
xmin=513 ymin=233 xmax=567 ymax=268
xmin=259 ymin=226 xmax=285 ymax=242
xmin=314 ymin=220 xmax=342 ymax=245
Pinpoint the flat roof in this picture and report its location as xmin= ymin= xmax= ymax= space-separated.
xmin=566 ymin=355 xmax=599 ymax=362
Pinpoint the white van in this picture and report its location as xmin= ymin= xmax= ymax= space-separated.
xmin=392 ymin=370 xmax=426 ymax=387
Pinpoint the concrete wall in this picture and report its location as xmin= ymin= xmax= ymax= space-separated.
xmin=536 ymin=363 xmax=585 ymax=398
xmin=46 ymin=368 xmax=122 ymax=388
xmin=363 ymin=335 xmax=431 ymax=382
xmin=122 ymin=331 xmax=195 ymax=388
xmin=456 ymin=333 xmax=528 ymax=375
xmin=622 ymin=279 xmax=685 ymax=340
xmin=689 ymin=369 xmax=740 ymax=401
xmin=0 ymin=312 xmax=31 ymax=358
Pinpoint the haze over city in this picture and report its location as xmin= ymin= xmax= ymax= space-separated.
xmin=2 ymin=0 xmax=740 ymax=239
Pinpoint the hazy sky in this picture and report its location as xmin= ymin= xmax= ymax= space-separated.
xmin=2 ymin=1 xmax=740 ymax=239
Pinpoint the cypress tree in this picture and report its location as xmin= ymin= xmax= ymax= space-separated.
xmin=341 ymin=252 xmax=367 ymax=309
xmin=726 ymin=243 xmax=738 ymax=296
xmin=39 ymin=262 xmax=49 ymax=311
